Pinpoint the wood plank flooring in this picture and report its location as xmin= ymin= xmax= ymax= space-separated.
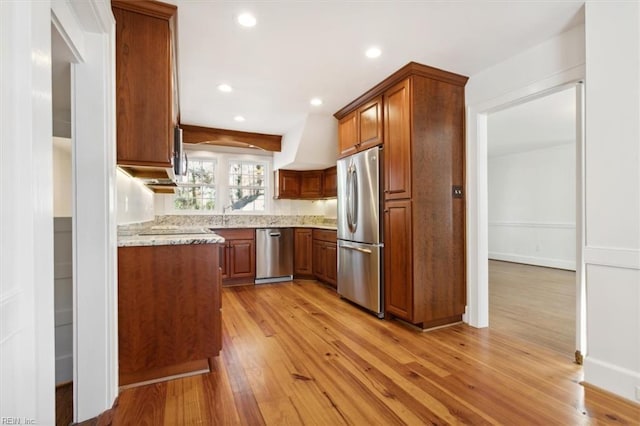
xmin=56 ymin=382 xmax=73 ymax=426
xmin=489 ymin=260 xmax=576 ymax=357
xmin=102 ymin=280 xmax=639 ymax=425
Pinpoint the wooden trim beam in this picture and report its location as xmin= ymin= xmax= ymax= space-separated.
xmin=334 ymin=61 xmax=469 ymax=119
xmin=181 ymin=124 xmax=282 ymax=152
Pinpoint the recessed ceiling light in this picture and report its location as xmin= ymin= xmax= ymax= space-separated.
xmin=237 ymin=13 xmax=257 ymax=28
xmin=310 ymin=98 xmax=323 ymax=106
xmin=217 ymin=84 xmax=233 ymax=93
xmin=365 ymin=46 xmax=382 ymax=59
xmin=234 ymin=115 xmax=246 ymax=122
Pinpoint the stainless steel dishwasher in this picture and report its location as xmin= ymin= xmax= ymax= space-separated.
xmin=255 ymin=228 xmax=294 ymax=284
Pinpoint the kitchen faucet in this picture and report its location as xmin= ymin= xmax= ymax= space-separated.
xmin=222 ymin=204 xmax=233 ymax=226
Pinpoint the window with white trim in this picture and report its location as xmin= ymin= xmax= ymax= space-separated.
xmin=174 ymin=158 xmax=217 ymax=211
xmin=227 ymin=160 xmax=266 ymax=212
xmin=170 ymin=150 xmax=271 ymax=213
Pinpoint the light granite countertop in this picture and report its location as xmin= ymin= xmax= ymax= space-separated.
xmin=117 ymin=223 xmax=337 ymax=247
xmin=118 ymin=229 xmax=225 ymax=247
xmin=118 ymin=215 xmax=337 ymax=247
xmin=208 ymin=224 xmax=337 ymax=231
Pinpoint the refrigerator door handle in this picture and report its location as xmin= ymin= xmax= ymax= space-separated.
xmin=340 ymin=244 xmax=372 ymax=254
xmin=347 ymin=163 xmax=357 ymax=234
xmin=346 ymin=164 xmax=353 ymax=231
xmin=351 ymin=166 xmax=358 ymax=233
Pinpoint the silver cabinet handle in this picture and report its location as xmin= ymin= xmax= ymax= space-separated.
xmin=341 ymin=244 xmax=371 ymax=254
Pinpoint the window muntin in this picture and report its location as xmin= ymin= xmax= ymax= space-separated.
xmin=174 ymin=158 xmax=217 ymax=211
xmin=227 ymin=160 xmax=266 ymax=212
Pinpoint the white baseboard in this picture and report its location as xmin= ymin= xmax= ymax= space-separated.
xmin=489 ymin=252 xmax=576 ymax=271
xmin=583 ymin=356 xmax=640 ymax=404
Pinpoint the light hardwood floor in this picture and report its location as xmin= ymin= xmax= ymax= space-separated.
xmin=489 ymin=260 xmax=576 ymax=357
xmin=99 ymin=280 xmax=639 ymax=425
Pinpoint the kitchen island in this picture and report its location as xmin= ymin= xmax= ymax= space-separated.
xmin=117 ymin=231 xmax=224 ymax=387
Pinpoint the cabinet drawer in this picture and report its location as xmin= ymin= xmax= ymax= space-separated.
xmin=312 ymin=229 xmax=337 ymax=243
xmin=213 ymin=228 xmax=255 ymax=240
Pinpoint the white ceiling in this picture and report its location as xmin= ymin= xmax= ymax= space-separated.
xmin=488 ymin=86 xmax=576 ymax=157
xmin=175 ymin=1 xmax=584 ymax=136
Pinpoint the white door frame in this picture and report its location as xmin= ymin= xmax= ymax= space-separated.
xmin=465 ymin=65 xmax=586 ymax=356
xmin=51 ymin=0 xmax=118 ymax=422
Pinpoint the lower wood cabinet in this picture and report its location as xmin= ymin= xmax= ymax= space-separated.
xmin=214 ymin=229 xmax=256 ymax=286
xmin=384 ymin=200 xmax=413 ymax=320
xmin=118 ymin=243 xmax=222 ymax=386
xmin=312 ymin=229 xmax=337 ymax=288
xmin=294 ymin=228 xmax=313 ymax=277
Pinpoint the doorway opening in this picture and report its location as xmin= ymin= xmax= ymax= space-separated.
xmin=52 ymin=21 xmax=75 ymax=426
xmin=484 ymin=85 xmax=584 ymax=360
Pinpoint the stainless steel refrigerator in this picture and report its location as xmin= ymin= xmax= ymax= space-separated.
xmin=337 ymin=146 xmax=383 ymax=318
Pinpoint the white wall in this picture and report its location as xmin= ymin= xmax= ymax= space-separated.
xmin=583 ymin=2 xmax=640 ymax=403
xmin=273 ymin=114 xmax=338 ymax=170
xmin=117 ymin=169 xmax=155 ymax=224
xmin=465 ymin=23 xmax=586 ymax=329
xmin=53 ymin=137 xmax=72 ymax=217
xmin=1 ymin=1 xmax=55 ymax=424
xmin=488 ymin=143 xmax=576 ymax=270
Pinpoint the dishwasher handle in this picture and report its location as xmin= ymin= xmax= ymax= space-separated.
xmin=269 ymin=232 xmax=281 ymax=237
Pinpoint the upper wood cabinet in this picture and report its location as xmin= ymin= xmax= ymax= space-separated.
xmin=300 ymin=171 xmax=324 ymax=199
xmin=323 ymin=166 xmax=337 ymax=198
xmin=358 ymin=96 xmax=383 ymax=150
xmin=338 ymin=96 xmax=383 ymax=157
xmin=384 ymin=79 xmax=412 ymax=200
xmin=274 ymin=167 xmax=337 ymax=199
xmin=338 ymin=110 xmax=358 ymax=157
xmin=276 ymin=169 xmax=301 ymax=198
xmin=112 ymin=0 xmax=176 ymax=169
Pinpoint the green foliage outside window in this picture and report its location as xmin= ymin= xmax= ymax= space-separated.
xmin=228 ymin=161 xmax=265 ymax=212
xmin=174 ymin=159 xmax=216 ymax=211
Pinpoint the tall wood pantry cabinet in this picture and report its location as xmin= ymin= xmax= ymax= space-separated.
xmin=335 ymin=62 xmax=468 ymax=329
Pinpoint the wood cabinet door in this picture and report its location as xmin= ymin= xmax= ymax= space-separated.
xmin=358 ymin=96 xmax=383 ymax=150
xmin=338 ymin=110 xmax=359 ymax=157
xmin=278 ymin=170 xmax=301 ymax=198
xmin=300 ymin=171 xmax=324 ymax=198
xmin=323 ymin=166 xmax=337 ymax=198
xmin=384 ymin=78 xmax=412 ymax=200
xmin=219 ymin=243 xmax=229 ymax=280
xmin=113 ymin=5 xmax=173 ymax=168
xmin=228 ymin=239 xmax=256 ymax=279
xmin=324 ymin=242 xmax=337 ymax=288
xmin=384 ymin=199 xmax=413 ymax=321
xmin=312 ymin=240 xmax=325 ymax=280
xmin=294 ymin=229 xmax=313 ymax=275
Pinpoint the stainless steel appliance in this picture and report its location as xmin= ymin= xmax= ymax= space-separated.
xmin=255 ymin=228 xmax=294 ymax=284
xmin=337 ymin=146 xmax=383 ymax=317
xmin=173 ymin=126 xmax=188 ymax=177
